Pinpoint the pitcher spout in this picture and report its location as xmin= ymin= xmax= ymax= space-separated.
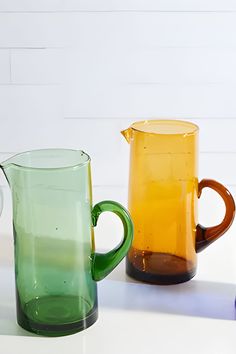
xmin=0 ymin=152 xmax=21 ymax=172
xmin=0 ymin=158 xmax=13 ymax=170
xmin=121 ymin=127 xmax=132 ymax=144
xmin=0 ymin=155 xmax=16 ymax=186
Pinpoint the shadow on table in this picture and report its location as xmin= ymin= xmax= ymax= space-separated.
xmin=0 ymin=265 xmax=235 ymax=337
xmin=99 ymin=271 xmax=236 ymax=321
xmin=0 ymin=267 xmax=36 ymax=337
xmin=0 ymin=302 xmax=37 ymax=337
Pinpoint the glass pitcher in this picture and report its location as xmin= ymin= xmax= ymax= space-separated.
xmin=122 ymin=120 xmax=235 ymax=285
xmin=0 ymin=149 xmax=133 ymax=336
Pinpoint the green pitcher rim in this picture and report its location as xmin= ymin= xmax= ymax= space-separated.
xmin=0 ymin=148 xmax=91 ymax=170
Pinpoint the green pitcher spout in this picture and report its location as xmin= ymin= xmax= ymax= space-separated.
xmin=0 ymin=156 xmax=13 ymax=170
xmin=0 ymin=151 xmax=23 ymax=168
xmin=0 ymin=152 xmax=24 ymax=187
xmin=0 ymin=157 xmax=15 ymax=186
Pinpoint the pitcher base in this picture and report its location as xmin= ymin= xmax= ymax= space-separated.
xmin=126 ymin=252 xmax=196 ymax=285
xmin=16 ymin=294 xmax=98 ymax=336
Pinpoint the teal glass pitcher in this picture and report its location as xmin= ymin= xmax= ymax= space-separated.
xmin=0 ymin=149 xmax=133 ymax=336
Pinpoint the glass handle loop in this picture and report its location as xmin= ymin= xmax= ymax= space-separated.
xmin=91 ymin=200 xmax=133 ymax=281
xmin=196 ymin=179 xmax=235 ymax=252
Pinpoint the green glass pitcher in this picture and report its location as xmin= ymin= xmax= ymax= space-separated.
xmin=0 ymin=149 xmax=133 ymax=336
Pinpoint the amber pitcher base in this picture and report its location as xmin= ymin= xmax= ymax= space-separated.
xmin=126 ymin=251 xmax=196 ymax=285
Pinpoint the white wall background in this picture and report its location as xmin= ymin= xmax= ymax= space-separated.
xmin=0 ymin=0 xmax=236 ymax=257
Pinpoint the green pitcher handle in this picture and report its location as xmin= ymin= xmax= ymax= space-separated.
xmin=91 ymin=200 xmax=133 ymax=281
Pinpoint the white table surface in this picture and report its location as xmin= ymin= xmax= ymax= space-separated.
xmin=0 ymin=186 xmax=235 ymax=354
xmin=0 ymin=261 xmax=235 ymax=354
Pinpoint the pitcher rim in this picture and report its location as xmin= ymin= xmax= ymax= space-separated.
xmin=130 ymin=119 xmax=199 ymax=136
xmin=0 ymin=148 xmax=91 ymax=170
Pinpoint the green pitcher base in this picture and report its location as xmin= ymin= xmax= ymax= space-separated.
xmin=17 ymin=295 xmax=98 ymax=336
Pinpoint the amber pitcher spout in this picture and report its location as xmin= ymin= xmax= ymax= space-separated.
xmin=121 ymin=127 xmax=132 ymax=143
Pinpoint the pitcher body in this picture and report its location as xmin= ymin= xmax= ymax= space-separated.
xmin=122 ymin=120 xmax=235 ymax=284
xmin=0 ymin=149 xmax=133 ymax=335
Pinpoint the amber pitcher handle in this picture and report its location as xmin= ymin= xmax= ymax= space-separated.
xmin=196 ymin=179 xmax=235 ymax=252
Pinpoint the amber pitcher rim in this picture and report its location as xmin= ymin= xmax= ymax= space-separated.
xmin=130 ymin=119 xmax=199 ymax=136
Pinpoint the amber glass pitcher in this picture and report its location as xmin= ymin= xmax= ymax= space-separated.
xmin=122 ymin=120 xmax=235 ymax=284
